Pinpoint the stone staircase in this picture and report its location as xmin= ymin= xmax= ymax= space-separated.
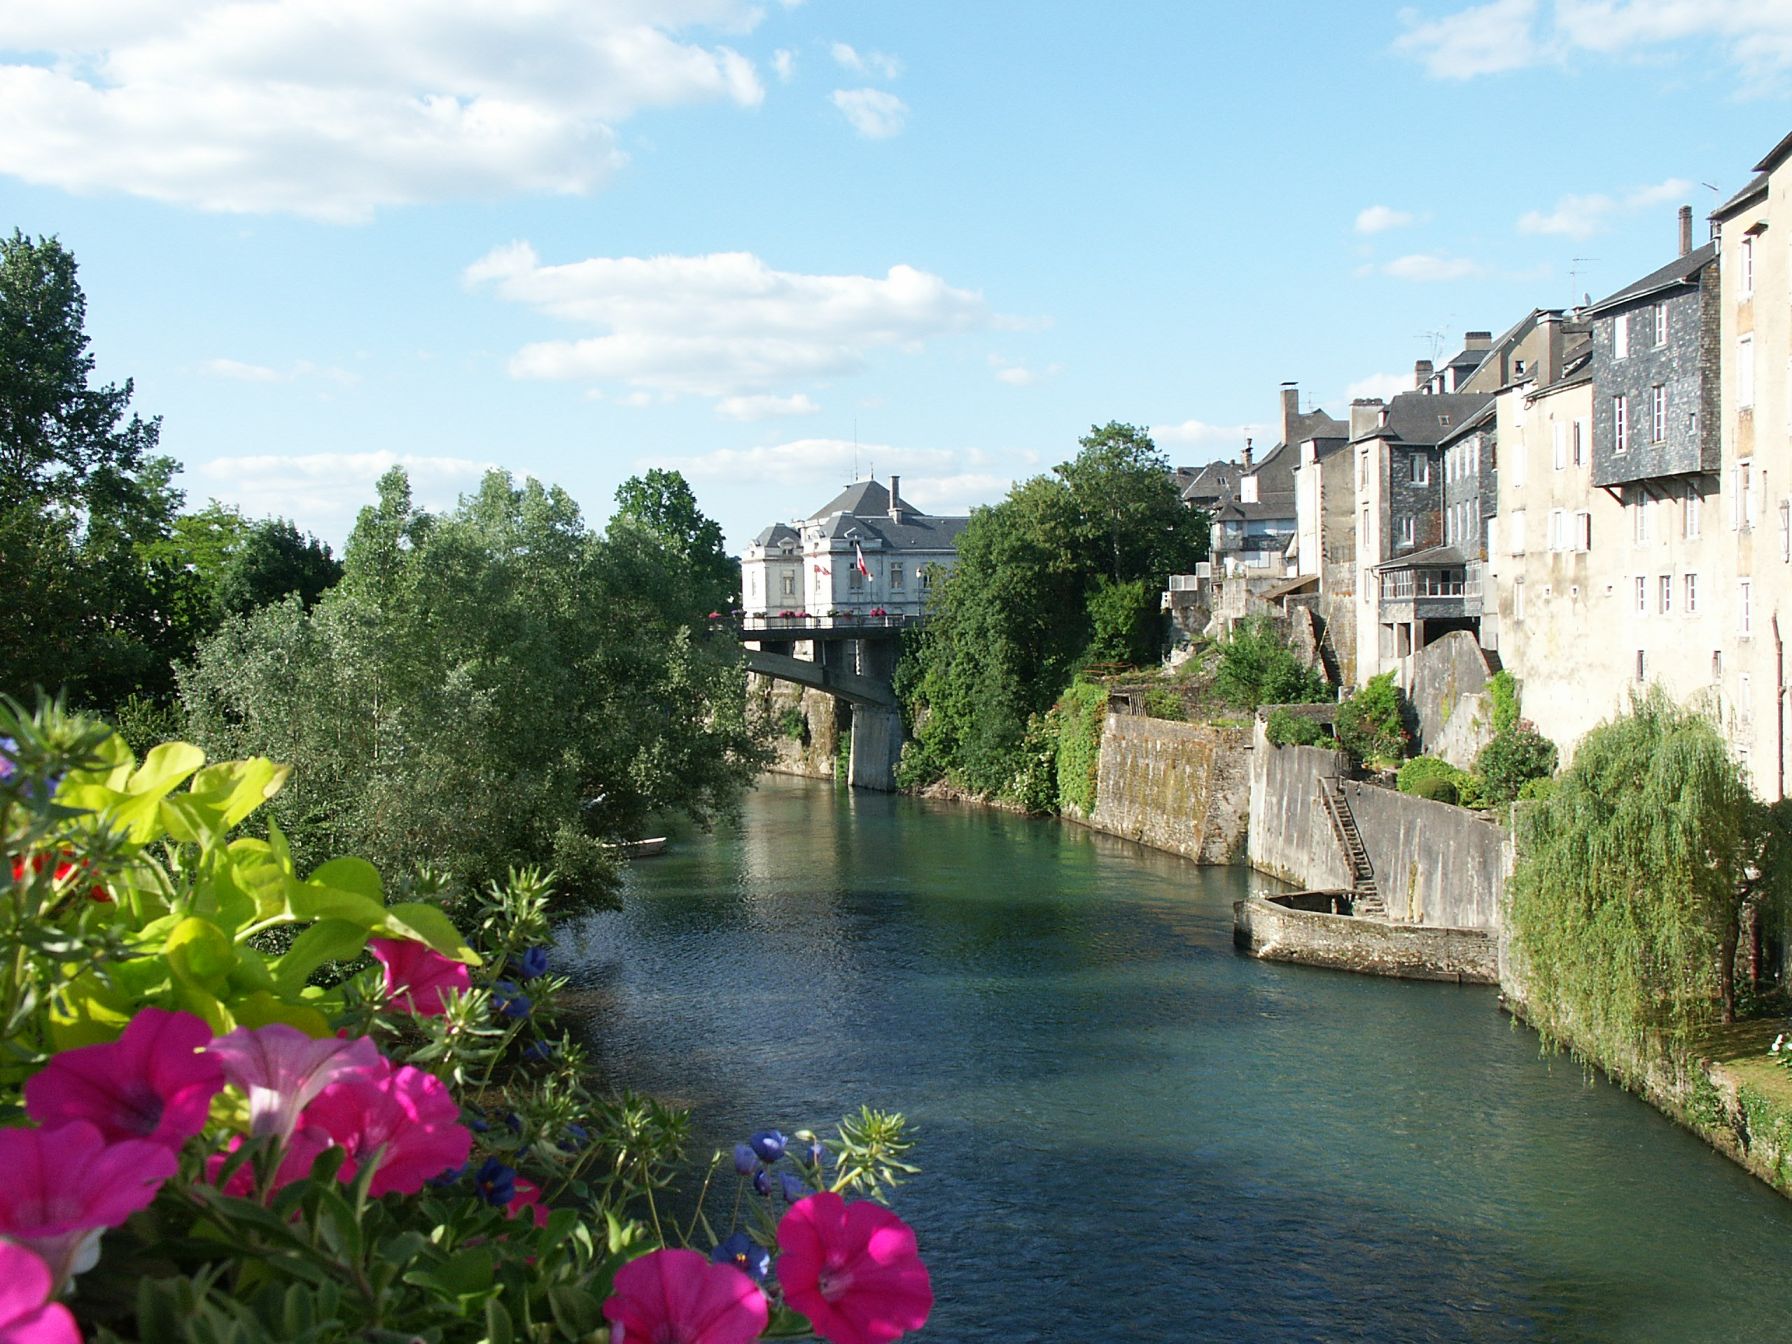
xmin=1321 ymin=781 xmax=1385 ymax=918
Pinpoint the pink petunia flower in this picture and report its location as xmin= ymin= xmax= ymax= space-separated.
xmin=506 ymin=1177 xmax=548 ymax=1229
xmin=776 ymin=1192 xmax=932 ymax=1344
xmin=368 ymin=938 xmax=470 ymax=1017
xmin=0 ymin=1241 xmax=82 ymax=1344
xmin=24 ymin=1008 xmax=223 ymax=1151
xmin=0 ymin=1122 xmax=178 ymax=1289
xmin=207 ymin=1025 xmax=381 ymax=1146
xmin=205 ymin=1126 xmax=333 ymax=1200
xmin=602 ymin=1249 xmax=768 ymax=1344
xmin=300 ymin=1055 xmax=471 ymax=1198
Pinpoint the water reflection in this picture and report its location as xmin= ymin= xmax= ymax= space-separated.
xmin=559 ymin=774 xmax=1792 ymax=1343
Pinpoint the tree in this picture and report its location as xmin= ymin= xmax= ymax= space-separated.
xmin=1213 ymin=616 xmax=1330 ymax=710
xmin=612 ymin=468 xmax=737 ymax=616
xmin=214 ymin=517 xmax=341 ymax=616
xmin=1507 ymin=689 xmax=1792 ymax=1074
xmin=180 ymin=468 xmax=768 ymax=906
xmin=1334 ymin=672 xmax=1409 ymax=764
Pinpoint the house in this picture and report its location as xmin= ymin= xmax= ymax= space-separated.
xmin=740 ymin=476 xmax=968 ymax=619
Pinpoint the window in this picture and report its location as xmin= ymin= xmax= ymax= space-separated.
xmin=1548 ymin=509 xmax=1566 ymax=551
xmin=1685 ymin=488 xmax=1702 ymax=539
xmin=1410 ymin=456 xmax=1429 ymax=486
xmin=890 ymin=562 xmax=905 ymax=589
xmin=1635 ymin=575 xmax=1648 ymax=615
xmin=1742 ymin=234 xmax=1755 ymax=297
xmin=1659 ymin=574 xmax=1672 ymax=614
xmin=1508 ymin=509 xmax=1526 ymax=556
xmin=1399 ymin=515 xmax=1415 ymax=547
xmin=1634 ymin=493 xmax=1651 ymax=544
xmin=1553 ymin=422 xmax=1566 ymax=470
xmin=1574 ymin=511 xmax=1592 ymax=552
xmin=1360 ymin=506 xmax=1370 ymax=546
xmin=848 ymin=565 xmax=863 ymax=591
xmin=1636 ymin=650 xmax=1647 ymax=682
xmin=1685 ymin=572 xmax=1698 ymax=614
xmin=1738 ymin=459 xmax=1756 ymax=530
xmin=1572 ymin=419 xmax=1586 ymax=467
xmin=1714 ymin=650 xmax=1724 ymax=680
xmin=1651 ymin=385 xmax=1667 ymax=443
xmin=1359 ymin=450 xmax=1369 ymax=489
xmin=920 ymin=567 xmax=934 ymax=591
xmin=1513 ymin=578 xmax=1524 ymax=622
xmin=1784 ymin=501 xmax=1792 ymax=563
xmin=1613 ymin=395 xmax=1629 ymax=453
xmin=1614 ymin=313 xmax=1630 ymax=359
xmin=1654 ymin=304 xmax=1668 ymax=346
xmin=780 ymin=573 xmax=796 ymax=598
xmin=1740 ymin=336 xmax=1756 ymax=408
xmin=1741 ymin=578 xmax=1754 ymax=637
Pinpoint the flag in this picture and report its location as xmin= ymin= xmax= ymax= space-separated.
xmin=854 ymin=543 xmax=872 ymax=579
xmin=813 ymin=563 xmax=830 ymax=577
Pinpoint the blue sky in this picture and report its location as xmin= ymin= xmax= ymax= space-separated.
xmin=2 ymin=0 xmax=1790 ymax=553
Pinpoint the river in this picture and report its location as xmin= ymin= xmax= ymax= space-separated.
xmin=557 ymin=774 xmax=1792 ymax=1343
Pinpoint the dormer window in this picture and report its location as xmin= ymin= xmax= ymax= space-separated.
xmin=1438 ymin=414 xmax=1451 ymax=428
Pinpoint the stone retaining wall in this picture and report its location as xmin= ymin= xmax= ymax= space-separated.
xmin=1246 ymin=720 xmax=1354 ymax=889
xmin=1082 ymin=716 xmax=1252 ymax=863
xmin=1342 ymin=781 xmax=1511 ymax=930
xmin=1234 ymin=895 xmax=1497 ymax=983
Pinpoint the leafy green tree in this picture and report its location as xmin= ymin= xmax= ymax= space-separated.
xmin=612 ymin=468 xmax=737 ymax=616
xmin=1508 ymin=689 xmax=1792 ymax=1070
xmin=1058 ymin=422 xmax=1209 ymax=583
xmin=1213 ymin=616 xmax=1330 ymax=710
xmin=180 ymin=468 xmax=768 ymax=906
xmin=1334 ymin=672 xmax=1409 ymax=764
xmin=214 ymin=517 xmax=341 ymax=616
xmin=1476 ymin=723 xmax=1557 ymax=806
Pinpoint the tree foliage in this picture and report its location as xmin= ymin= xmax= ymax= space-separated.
xmin=1334 ymin=672 xmax=1409 ymax=764
xmin=1507 ymin=688 xmax=1792 ymax=1072
xmin=612 ymin=468 xmax=737 ymax=616
xmin=896 ymin=424 xmax=1207 ymax=797
xmin=179 ymin=468 xmax=768 ymax=906
xmin=1213 ymin=616 xmax=1330 ymax=711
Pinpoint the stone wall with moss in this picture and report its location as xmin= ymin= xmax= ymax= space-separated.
xmin=746 ymin=674 xmax=845 ymax=781
xmin=1083 ymin=714 xmax=1252 ymax=863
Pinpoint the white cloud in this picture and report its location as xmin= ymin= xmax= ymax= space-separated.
xmin=772 ymin=48 xmax=796 ymax=81
xmin=830 ymin=42 xmax=903 ymax=79
xmin=1396 ymin=0 xmax=1792 ymax=91
xmin=899 ymin=472 xmax=1010 ymax=514
xmin=0 ymin=2 xmax=767 ymax=220
xmin=1355 ymin=204 xmax=1417 ymax=234
xmin=193 ymin=450 xmax=491 ymax=542
xmin=716 ymin=392 xmax=821 ymax=421
xmin=831 ymin=87 xmax=907 ymax=138
xmin=1380 ymin=253 xmax=1485 ymax=281
xmin=988 ymin=354 xmax=1061 ymax=386
xmin=1344 ymin=372 xmax=1414 ymax=403
xmin=467 ymin=243 xmax=987 ymax=400
xmin=1149 ymin=419 xmax=1263 ymax=453
xmin=1517 ymin=176 xmax=1694 ymax=236
xmin=201 ymin=356 xmax=359 ymax=385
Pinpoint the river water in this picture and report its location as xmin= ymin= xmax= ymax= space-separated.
xmin=558 ymin=775 xmax=1792 ymax=1342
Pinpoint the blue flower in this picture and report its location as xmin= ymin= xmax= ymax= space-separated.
xmin=492 ymin=980 xmax=533 ymax=1019
xmin=563 ymin=1123 xmax=589 ymax=1147
xmin=521 ymin=1039 xmax=555 ymax=1063
xmin=748 ymin=1129 xmax=786 ymax=1163
xmin=504 ymin=1111 xmax=523 ymax=1134
xmin=752 ymin=1168 xmax=771 ymax=1198
xmin=514 ymin=946 xmax=550 ymax=979
xmin=474 ymin=1157 xmax=517 ymax=1207
xmin=427 ymin=1163 xmax=467 ymax=1189
xmin=733 ymin=1143 xmax=757 ymax=1175
xmin=0 ymin=738 xmax=16 ymax=782
xmin=711 ymin=1232 xmax=771 ymax=1283
xmin=468 ymin=1112 xmax=491 ymax=1133
xmin=780 ymin=1173 xmax=808 ymax=1202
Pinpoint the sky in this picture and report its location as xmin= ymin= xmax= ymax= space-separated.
xmin=3 ymin=0 xmax=1792 ymax=554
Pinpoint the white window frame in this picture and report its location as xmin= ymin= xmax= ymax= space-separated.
xmin=1738 ymin=459 xmax=1756 ymax=531
xmin=1553 ymin=422 xmax=1566 ymax=470
xmin=1614 ymin=313 xmax=1630 ymax=360
xmin=1651 ymin=385 xmax=1667 ymax=444
xmin=1659 ymin=574 xmax=1672 ymax=614
xmin=1685 ymin=487 xmax=1701 ymax=540
xmin=1634 ymin=493 xmax=1651 ymax=544
xmin=1574 ymin=511 xmax=1592 ymax=552
xmin=1508 ymin=509 xmax=1526 ymax=556
xmin=1685 ymin=572 xmax=1699 ymax=614
xmin=1741 ymin=578 xmax=1754 ymax=638
xmin=1513 ymin=577 xmax=1525 ymax=623
xmin=1398 ymin=515 xmax=1415 ymax=548
xmin=890 ymin=562 xmax=905 ymax=590
xmin=1654 ymin=304 xmax=1668 ymax=347
xmin=1636 ymin=649 xmax=1647 ymax=683
xmin=1410 ymin=456 xmax=1429 ymax=486
xmin=1635 ymin=575 xmax=1647 ymax=615
xmin=1742 ymin=234 xmax=1755 ymax=298
xmin=1572 ymin=419 xmax=1586 ymax=467
xmin=1548 ymin=508 xmax=1566 ymax=551
xmin=1613 ymin=395 xmax=1629 ymax=454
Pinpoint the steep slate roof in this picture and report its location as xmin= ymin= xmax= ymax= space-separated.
xmin=1179 ymin=460 xmax=1240 ymax=505
xmin=1585 ymin=241 xmax=1718 ymax=316
xmin=1369 ymin=391 xmax=1492 ymax=447
xmin=1375 ymin=542 xmax=1469 ymax=572
xmin=810 ymin=478 xmax=894 ymax=521
xmin=817 ymin=510 xmax=968 ymax=550
xmin=1286 ymin=408 xmax=1347 ymax=446
xmin=752 ymin=523 xmax=800 ymax=546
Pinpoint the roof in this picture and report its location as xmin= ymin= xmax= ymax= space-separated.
xmin=1179 ymin=460 xmax=1240 ymax=504
xmin=1435 ymin=399 xmax=1498 ymax=449
xmin=1285 ymin=408 xmax=1347 ymax=447
xmin=1756 ymin=129 xmax=1792 ymax=175
xmin=1585 ymin=241 xmax=1718 ymax=316
xmin=752 ymin=523 xmax=799 ymax=546
xmin=816 ymin=510 xmax=969 ymax=552
xmin=1211 ymin=496 xmax=1297 ymax=523
xmin=1358 ymin=391 xmax=1493 ymax=447
xmin=810 ymin=478 xmax=894 ymax=521
xmin=1256 ymin=573 xmax=1317 ymax=602
xmin=1375 ymin=543 xmax=1469 ymax=572
xmin=1715 ymin=171 xmax=1769 ymax=221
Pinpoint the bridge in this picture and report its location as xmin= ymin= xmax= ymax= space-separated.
xmin=725 ymin=614 xmax=918 ymax=791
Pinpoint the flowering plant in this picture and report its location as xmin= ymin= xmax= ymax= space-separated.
xmin=0 ymin=701 xmax=931 ymax=1343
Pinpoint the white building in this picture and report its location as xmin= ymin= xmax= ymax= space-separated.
xmin=740 ymin=476 xmax=969 ymax=620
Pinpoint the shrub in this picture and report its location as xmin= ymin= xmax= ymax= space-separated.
xmin=1143 ymin=686 xmax=1185 ymax=721
xmin=1213 ymin=616 xmax=1330 ymax=710
xmin=1054 ymin=680 xmax=1109 ymax=814
xmin=1410 ymin=775 xmax=1459 ymax=805
xmin=1265 ymin=709 xmax=1327 ymax=747
xmin=1335 ymin=673 xmax=1410 ymax=764
xmin=1488 ymin=669 xmax=1520 ymax=735
xmin=777 ymin=707 xmax=808 ymax=741
xmin=1477 ymin=723 xmax=1558 ymax=805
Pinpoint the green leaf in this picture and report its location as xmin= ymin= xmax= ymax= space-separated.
xmin=128 ymin=741 xmax=208 ymax=799
xmin=190 ymin=756 xmax=291 ymax=830
xmin=546 ymin=1285 xmax=604 ymax=1338
xmin=307 ymin=857 xmax=383 ymax=903
xmin=483 ymin=1297 xmax=515 ymax=1344
xmin=272 ymin=920 xmax=370 ymax=995
xmin=380 ymin=902 xmax=480 ymax=964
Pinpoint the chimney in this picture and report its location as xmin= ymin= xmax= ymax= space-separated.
xmin=1464 ymin=330 xmax=1493 ymax=352
xmin=888 ymin=474 xmax=902 ymax=520
xmin=1242 ymin=437 xmax=1254 ymax=470
xmin=1280 ymin=383 xmax=1300 ymax=443
xmin=1679 ymin=204 xmax=1693 ymax=257
xmin=1415 ymin=359 xmax=1434 ymax=390
xmin=1537 ymin=311 xmax=1563 ymax=387
xmin=1350 ymin=398 xmax=1384 ymax=439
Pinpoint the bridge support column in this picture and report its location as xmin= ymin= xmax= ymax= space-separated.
xmin=848 ymin=704 xmax=903 ymax=792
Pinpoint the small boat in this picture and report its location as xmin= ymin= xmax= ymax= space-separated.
xmin=606 ymin=836 xmax=668 ymax=858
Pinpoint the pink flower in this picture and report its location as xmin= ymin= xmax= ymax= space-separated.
xmin=776 ymin=1193 xmax=932 ymax=1344
xmin=506 ymin=1177 xmax=548 ymax=1229
xmin=205 ymin=1126 xmax=332 ymax=1200
xmin=24 ymin=1008 xmax=223 ymax=1151
xmin=208 ymin=1025 xmax=381 ymax=1145
xmin=0 ymin=1122 xmax=177 ymax=1288
xmin=602 ymin=1249 xmax=768 ymax=1344
xmin=300 ymin=1056 xmax=471 ymax=1198
xmin=369 ymin=938 xmax=470 ymax=1017
xmin=0 ymin=1241 xmax=82 ymax=1344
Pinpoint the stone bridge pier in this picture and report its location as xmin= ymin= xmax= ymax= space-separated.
xmin=740 ymin=624 xmax=906 ymax=791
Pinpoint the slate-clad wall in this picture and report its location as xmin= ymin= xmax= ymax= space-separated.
xmin=1085 ymin=716 xmax=1252 ymax=863
xmin=1246 ymin=721 xmax=1355 ymax=889
xmin=1342 ymin=781 xmax=1510 ymax=929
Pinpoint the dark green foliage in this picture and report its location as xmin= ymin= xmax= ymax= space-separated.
xmin=1142 ymin=686 xmax=1184 ymax=721
xmin=1507 ymin=688 xmax=1792 ymax=1069
xmin=1396 ymin=754 xmax=1480 ymax=805
xmin=1264 ymin=708 xmax=1326 ymax=747
xmin=612 ymin=468 xmax=737 ymax=616
xmin=214 ymin=517 xmax=341 ymax=616
xmin=1476 ymin=724 xmax=1558 ymax=806
xmin=1410 ymin=775 xmax=1459 ymax=805
xmin=897 ymin=424 xmax=1207 ymax=799
xmin=1213 ymin=616 xmax=1330 ymax=710
xmin=777 ymin=707 xmax=808 ymax=741
xmin=180 ymin=468 xmax=769 ymax=905
xmin=1488 ymin=669 xmax=1520 ymax=735
xmin=1053 ymin=680 xmax=1108 ymax=814
xmin=1335 ymin=672 xmax=1409 ymax=763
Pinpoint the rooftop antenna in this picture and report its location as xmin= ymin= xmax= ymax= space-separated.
xmin=1568 ymin=257 xmax=1599 ymax=298
xmin=1414 ymin=328 xmax=1447 ymax=362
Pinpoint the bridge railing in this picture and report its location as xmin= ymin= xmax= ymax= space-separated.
xmin=728 ymin=613 xmax=922 ymax=636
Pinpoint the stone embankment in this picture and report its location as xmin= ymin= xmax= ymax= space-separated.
xmin=1234 ymin=893 xmax=1497 ymax=983
xmin=1073 ymin=715 xmax=1251 ymax=863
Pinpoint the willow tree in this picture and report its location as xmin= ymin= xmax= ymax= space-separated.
xmin=1508 ymin=688 xmax=1791 ymax=1071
